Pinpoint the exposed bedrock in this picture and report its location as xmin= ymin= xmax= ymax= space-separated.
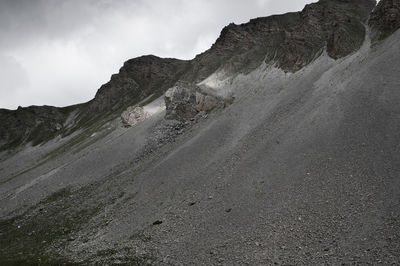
xmin=120 ymin=106 xmax=150 ymax=127
xmin=164 ymin=81 xmax=223 ymax=121
xmin=370 ymin=0 xmax=400 ymax=41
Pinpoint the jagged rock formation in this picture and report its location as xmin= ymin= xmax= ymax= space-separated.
xmin=184 ymin=0 xmax=376 ymax=80
xmin=74 ymin=56 xmax=189 ymax=132
xmin=164 ymin=81 xmax=199 ymax=121
xmin=0 ymin=106 xmax=71 ymax=151
xmin=87 ymin=56 xmax=188 ymax=113
xmin=370 ymin=0 xmax=400 ymax=41
xmin=120 ymin=106 xmax=150 ymax=127
xmin=165 ymin=81 xmax=220 ymax=121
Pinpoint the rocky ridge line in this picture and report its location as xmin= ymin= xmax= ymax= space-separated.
xmin=3 ymin=0 xmax=399 ymax=152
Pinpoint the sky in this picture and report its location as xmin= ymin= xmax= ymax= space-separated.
xmin=0 ymin=0 xmax=316 ymax=110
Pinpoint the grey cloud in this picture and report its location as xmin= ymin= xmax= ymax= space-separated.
xmin=0 ymin=55 xmax=29 ymax=92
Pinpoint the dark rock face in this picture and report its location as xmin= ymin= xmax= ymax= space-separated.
xmin=165 ymin=81 xmax=199 ymax=121
xmin=370 ymin=0 xmax=400 ymax=41
xmin=0 ymin=106 xmax=68 ymax=151
xmin=88 ymin=55 xmax=188 ymax=113
xmin=184 ymin=0 xmax=376 ymax=78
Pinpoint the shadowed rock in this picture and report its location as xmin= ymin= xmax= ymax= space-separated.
xmin=370 ymin=0 xmax=400 ymax=41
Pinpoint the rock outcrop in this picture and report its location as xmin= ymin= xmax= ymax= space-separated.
xmin=121 ymin=106 xmax=150 ymax=127
xmin=183 ymin=0 xmax=376 ymax=79
xmin=164 ymin=81 xmax=220 ymax=121
xmin=0 ymin=106 xmax=69 ymax=151
xmin=75 ymin=55 xmax=189 ymax=131
xmin=370 ymin=0 xmax=400 ymax=41
xmin=88 ymin=56 xmax=188 ymax=114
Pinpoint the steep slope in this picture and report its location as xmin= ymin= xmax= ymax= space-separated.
xmin=1 ymin=0 xmax=400 ymax=264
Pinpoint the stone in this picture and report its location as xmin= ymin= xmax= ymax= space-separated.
xmin=121 ymin=106 xmax=150 ymax=127
xmin=152 ymin=220 xmax=163 ymax=226
xmin=164 ymin=81 xmax=220 ymax=121
xmin=196 ymin=92 xmax=219 ymax=112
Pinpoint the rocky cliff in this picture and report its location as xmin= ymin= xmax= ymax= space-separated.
xmin=86 ymin=55 xmax=188 ymax=114
xmin=184 ymin=0 xmax=376 ymax=80
xmin=370 ymin=0 xmax=400 ymax=40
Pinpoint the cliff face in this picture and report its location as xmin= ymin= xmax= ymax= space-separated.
xmin=370 ymin=0 xmax=400 ymax=41
xmin=0 ymin=0 xmax=395 ymax=152
xmin=87 ymin=55 xmax=188 ymax=113
xmin=0 ymin=106 xmax=70 ymax=151
xmin=184 ymin=0 xmax=376 ymax=80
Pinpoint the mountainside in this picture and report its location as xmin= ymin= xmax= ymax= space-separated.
xmin=1 ymin=0 xmax=400 ymax=264
xmin=0 ymin=0 xmax=376 ymax=152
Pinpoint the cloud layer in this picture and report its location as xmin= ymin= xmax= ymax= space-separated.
xmin=0 ymin=0 xmax=314 ymax=110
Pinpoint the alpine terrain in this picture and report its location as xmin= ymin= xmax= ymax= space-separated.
xmin=1 ymin=0 xmax=400 ymax=264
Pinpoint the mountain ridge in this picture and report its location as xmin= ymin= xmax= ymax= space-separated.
xmin=0 ymin=0 xmax=386 ymax=153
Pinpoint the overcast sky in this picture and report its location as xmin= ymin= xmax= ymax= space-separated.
xmin=0 ymin=0 xmax=315 ymax=110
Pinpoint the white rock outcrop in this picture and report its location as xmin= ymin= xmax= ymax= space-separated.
xmin=121 ymin=106 xmax=150 ymax=127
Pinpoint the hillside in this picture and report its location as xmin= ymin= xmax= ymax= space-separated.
xmin=1 ymin=0 xmax=400 ymax=264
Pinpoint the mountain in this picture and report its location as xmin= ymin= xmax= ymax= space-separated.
xmin=0 ymin=0 xmax=375 ymax=152
xmin=1 ymin=0 xmax=400 ymax=264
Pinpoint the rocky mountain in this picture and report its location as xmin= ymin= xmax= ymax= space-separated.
xmin=0 ymin=0 xmax=377 ymax=152
xmin=186 ymin=0 xmax=375 ymax=77
xmin=1 ymin=0 xmax=400 ymax=264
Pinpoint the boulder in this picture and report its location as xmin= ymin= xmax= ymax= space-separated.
xmin=121 ymin=106 xmax=150 ymax=127
xmin=164 ymin=81 xmax=220 ymax=121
